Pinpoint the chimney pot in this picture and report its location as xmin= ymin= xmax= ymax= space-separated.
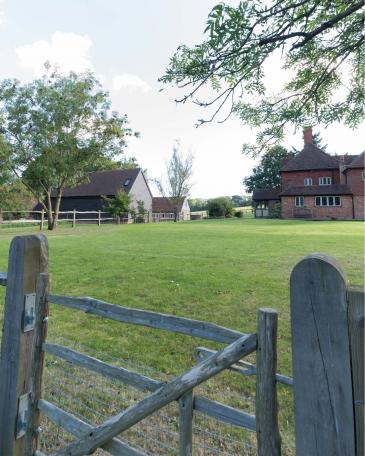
xmin=303 ymin=127 xmax=313 ymax=146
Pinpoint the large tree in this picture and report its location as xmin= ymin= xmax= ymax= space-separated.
xmin=161 ymin=1 xmax=364 ymax=153
xmin=243 ymin=145 xmax=294 ymax=192
xmin=0 ymin=67 xmax=138 ymax=229
xmin=155 ymin=142 xmax=194 ymax=222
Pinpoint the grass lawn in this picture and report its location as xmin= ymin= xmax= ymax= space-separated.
xmin=0 ymin=218 xmax=363 ymax=453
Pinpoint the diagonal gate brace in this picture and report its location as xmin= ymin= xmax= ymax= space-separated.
xmin=49 ymin=332 xmax=257 ymax=456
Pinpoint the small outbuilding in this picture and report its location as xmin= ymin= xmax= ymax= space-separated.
xmin=252 ymin=189 xmax=281 ymax=218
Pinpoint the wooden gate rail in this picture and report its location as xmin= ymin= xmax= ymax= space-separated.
xmin=0 ymin=235 xmax=282 ymax=456
xmin=48 ymin=333 xmax=257 ymax=456
xmin=47 ymin=294 xmax=246 ymax=344
xmin=194 ymin=346 xmax=293 ymax=385
xmin=38 ymin=400 xmax=147 ymax=456
xmin=0 ymin=271 xmax=7 ymax=286
xmin=42 ymin=343 xmax=257 ymax=430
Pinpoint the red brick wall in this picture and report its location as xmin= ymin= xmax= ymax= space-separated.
xmin=281 ymin=195 xmax=354 ymax=220
xmin=281 ymin=169 xmax=340 ymax=189
xmin=345 ymin=169 xmax=364 ymax=219
xmin=345 ymin=169 xmax=364 ymax=196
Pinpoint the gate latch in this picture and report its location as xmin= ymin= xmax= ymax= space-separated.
xmin=23 ymin=293 xmax=36 ymax=332
xmin=16 ymin=392 xmax=30 ymax=439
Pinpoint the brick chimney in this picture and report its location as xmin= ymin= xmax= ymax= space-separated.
xmin=303 ymin=127 xmax=313 ymax=146
xmin=338 ymin=155 xmax=347 ymax=184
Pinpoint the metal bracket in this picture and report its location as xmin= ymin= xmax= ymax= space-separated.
xmin=23 ymin=293 xmax=36 ymax=332
xmin=16 ymin=392 xmax=30 ymax=439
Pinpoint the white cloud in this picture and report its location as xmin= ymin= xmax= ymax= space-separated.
xmin=16 ymin=31 xmax=93 ymax=76
xmin=112 ymin=73 xmax=151 ymax=93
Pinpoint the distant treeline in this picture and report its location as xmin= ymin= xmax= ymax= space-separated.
xmin=189 ymin=195 xmax=252 ymax=212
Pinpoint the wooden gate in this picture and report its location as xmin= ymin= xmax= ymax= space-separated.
xmin=0 ymin=235 xmax=282 ymax=456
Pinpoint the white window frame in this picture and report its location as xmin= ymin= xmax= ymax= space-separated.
xmin=315 ymin=196 xmax=341 ymax=207
xmin=304 ymin=177 xmax=312 ymax=186
xmin=295 ymin=196 xmax=304 ymax=207
xmin=319 ymin=177 xmax=332 ymax=185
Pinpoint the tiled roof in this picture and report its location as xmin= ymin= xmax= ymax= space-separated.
xmin=280 ymin=184 xmax=353 ymax=196
xmin=152 ymin=197 xmax=185 ymax=212
xmin=345 ymin=151 xmax=364 ymax=169
xmin=59 ymin=168 xmax=141 ymax=197
xmin=281 ymin=144 xmax=340 ymax=171
xmin=252 ymin=189 xmax=281 ymax=201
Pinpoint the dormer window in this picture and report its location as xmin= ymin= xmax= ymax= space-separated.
xmin=304 ymin=178 xmax=312 ymax=186
xmin=123 ymin=178 xmax=131 ymax=186
xmin=319 ymin=177 xmax=332 ymax=185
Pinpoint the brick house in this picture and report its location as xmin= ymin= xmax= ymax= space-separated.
xmin=152 ymin=197 xmax=191 ymax=221
xmin=253 ymin=128 xmax=364 ymax=220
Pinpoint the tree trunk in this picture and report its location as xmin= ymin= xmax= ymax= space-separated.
xmin=174 ymin=209 xmax=178 ymax=222
xmin=47 ymin=190 xmax=62 ymax=230
xmin=46 ymin=192 xmax=54 ymax=230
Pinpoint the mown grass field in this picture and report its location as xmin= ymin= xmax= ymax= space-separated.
xmin=0 ymin=218 xmax=363 ymax=453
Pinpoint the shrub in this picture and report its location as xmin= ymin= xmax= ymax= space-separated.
xmin=234 ymin=210 xmax=243 ymax=218
xmin=271 ymin=202 xmax=282 ymax=218
xmin=208 ymin=197 xmax=233 ymax=217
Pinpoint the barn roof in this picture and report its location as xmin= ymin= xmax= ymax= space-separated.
xmin=280 ymin=184 xmax=353 ymax=196
xmin=60 ymin=168 xmax=141 ymax=197
xmin=152 ymin=197 xmax=185 ymax=212
xmin=252 ymin=189 xmax=281 ymax=201
xmin=281 ymin=144 xmax=340 ymax=172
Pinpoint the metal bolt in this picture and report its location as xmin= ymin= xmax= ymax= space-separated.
xmin=36 ymin=426 xmax=43 ymax=434
xmin=42 ymin=316 xmax=49 ymax=323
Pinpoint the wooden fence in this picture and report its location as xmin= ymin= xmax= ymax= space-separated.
xmin=0 ymin=235 xmax=363 ymax=455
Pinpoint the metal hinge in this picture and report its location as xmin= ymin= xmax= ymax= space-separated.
xmin=23 ymin=293 xmax=36 ymax=332
xmin=16 ymin=392 xmax=30 ymax=439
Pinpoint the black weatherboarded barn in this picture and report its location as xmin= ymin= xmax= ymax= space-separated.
xmin=34 ymin=168 xmax=152 ymax=217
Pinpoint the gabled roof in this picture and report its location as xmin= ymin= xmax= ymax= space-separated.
xmin=344 ymin=151 xmax=364 ymax=169
xmin=60 ymin=168 xmax=141 ymax=197
xmin=152 ymin=197 xmax=185 ymax=212
xmin=281 ymin=144 xmax=340 ymax=172
xmin=252 ymin=189 xmax=281 ymax=201
xmin=280 ymin=184 xmax=353 ymax=196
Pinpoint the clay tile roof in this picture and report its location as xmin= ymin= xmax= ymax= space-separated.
xmin=252 ymin=189 xmax=281 ymax=201
xmin=345 ymin=151 xmax=364 ymax=169
xmin=152 ymin=197 xmax=185 ymax=212
xmin=60 ymin=168 xmax=141 ymax=197
xmin=281 ymin=144 xmax=340 ymax=172
xmin=280 ymin=184 xmax=353 ymax=196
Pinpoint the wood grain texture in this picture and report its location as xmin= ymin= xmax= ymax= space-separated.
xmin=48 ymin=294 xmax=246 ymax=344
xmin=43 ymin=343 xmax=161 ymax=391
xmin=25 ymin=273 xmax=51 ymax=455
xmin=38 ymin=399 xmax=146 ymax=456
xmin=0 ymin=235 xmax=48 ymax=456
xmin=194 ymin=396 xmax=256 ymax=431
xmin=195 ymin=346 xmax=293 ymax=385
xmin=50 ymin=333 xmax=257 ymax=456
xmin=290 ymin=253 xmax=355 ymax=456
xmin=256 ymin=308 xmax=281 ymax=456
xmin=179 ymin=390 xmax=193 ymax=456
xmin=347 ymin=286 xmax=364 ymax=456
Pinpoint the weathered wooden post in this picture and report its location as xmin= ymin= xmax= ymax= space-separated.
xmin=72 ymin=209 xmax=76 ymax=228
xmin=179 ymin=390 xmax=193 ymax=456
xmin=290 ymin=253 xmax=355 ymax=456
xmin=347 ymin=286 xmax=364 ymax=456
xmin=0 ymin=235 xmax=49 ymax=456
xmin=98 ymin=210 xmax=101 ymax=226
xmin=40 ymin=209 xmax=44 ymax=231
xmin=256 ymin=308 xmax=281 ymax=456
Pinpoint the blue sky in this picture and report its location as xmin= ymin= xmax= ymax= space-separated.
xmin=0 ymin=0 xmax=363 ymax=197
